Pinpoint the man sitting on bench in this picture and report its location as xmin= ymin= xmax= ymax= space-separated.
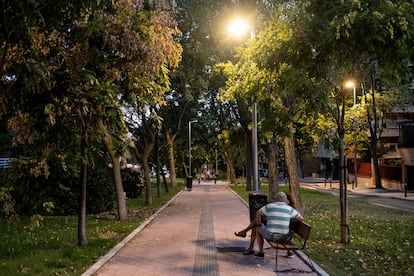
xmin=254 ymin=192 xmax=303 ymax=257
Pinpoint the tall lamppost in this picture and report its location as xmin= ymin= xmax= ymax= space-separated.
xmin=187 ymin=120 xmax=198 ymax=190
xmin=228 ymin=19 xmax=259 ymax=191
xmin=346 ymin=81 xmax=358 ymax=188
xmin=215 ymin=143 xmax=218 ymax=176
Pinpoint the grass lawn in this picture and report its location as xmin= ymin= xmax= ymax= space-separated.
xmin=230 ymin=184 xmax=414 ymax=275
xmin=0 ymin=181 xmax=185 ymax=275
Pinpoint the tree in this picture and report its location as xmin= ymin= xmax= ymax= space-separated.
xmin=307 ymin=0 xmax=414 ymax=191
xmin=220 ymin=2 xmax=327 ymax=212
xmin=1 ymin=0 xmax=182 ymax=244
xmin=108 ymin=2 xmax=182 ymax=206
xmin=129 ymin=108 xmax=161 ymax=206
xmin=345 ymin=86 xmax=414 ymax=175
xmin=303 ymin=0 xmax=414 ymax=243
xmin=166 ymin=0 xmax=244 ymax=186
xmin=0 ymin=0 xmax=100 ymax=245
xmin=69 ymin=0 xmax=182 ymax=211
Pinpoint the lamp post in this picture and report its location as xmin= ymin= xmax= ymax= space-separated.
xmin=252 ymin=102 xmax=259 ymax=191
xmin=228 ymin=19 xmax=259 ymax=191
xmin=215 ymin=143 xmax=218 ymax=176
xmin=187 ymin=120 xmax=198 ymax=190
xmin=346 ymin=81 xmax=358 ymax=188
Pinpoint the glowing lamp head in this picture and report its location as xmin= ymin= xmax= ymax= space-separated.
xmin=228 ymin=18 xmax=250 ymax=38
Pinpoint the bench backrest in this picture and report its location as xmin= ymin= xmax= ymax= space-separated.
xmin=290 ymin=220 xmax=311 ymax=241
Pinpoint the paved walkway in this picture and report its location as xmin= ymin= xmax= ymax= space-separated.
xmin=83 ymin=181 xmax=325 ymax=276
xmin=300 ymin=177 xmax=414 ymax=201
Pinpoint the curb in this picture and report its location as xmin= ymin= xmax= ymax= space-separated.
xmin=295 ymin=250 xmax=329 ymax=276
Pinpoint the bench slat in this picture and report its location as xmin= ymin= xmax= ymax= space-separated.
xmin=267 ymin=240 xmax=297 ymax=250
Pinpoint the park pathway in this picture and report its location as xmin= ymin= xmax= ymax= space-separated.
xmin=83 ymin=181 xmax=324 ymax=276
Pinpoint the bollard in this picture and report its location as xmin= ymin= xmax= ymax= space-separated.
xmin=186 ymin=176 xmax=193 ymax=191
xmin=404 ymin=183 xmax=407 ymax=197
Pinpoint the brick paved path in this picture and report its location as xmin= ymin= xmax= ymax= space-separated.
xmin=85 ymin=182 xmax=321 ymax=276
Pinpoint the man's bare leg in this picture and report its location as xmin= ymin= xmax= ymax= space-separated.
xmin=256 ymin=226 xmax=264 ymax=253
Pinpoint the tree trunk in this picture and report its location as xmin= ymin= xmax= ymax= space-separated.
xmin=283 ymin=135 xmax=303 ymax=214
xmin=78 ymin=159 xmax=88 ymax=246
xmin=369 ymin=129 xmax=382 ymax=189
xmin=366 ymin=76 xmax=382 ymax=189
xmin=162 ymin=172 xmax=169 ymax=193
xmin=338 ymin=97 xmax=349 ymax=244
xmin=166 ymin=132 xmax=177 ymax=188
xmin=339 ymin=139 xmax=349 ymax=243
xmin=155 ymin=132 xmax=161 ymax=198
xmin=77 ymin=125 xmax=88 ymax=246
xmin=142 ymin=154 xmax=153 ymax=206
xmin=223 ymin=150 xmax=236 ymax=184
xmin=132 ymin=140 xmax=154 ymax=206
xmin=371 ymin=148 xmax=382 ymax=189
xmin=98 ymin=120 xmax=127 ymax=220
xmin=267 ymin=136 xmax=279 ymax=202
xmin=131 ymin=118 xmax=156 ymax=206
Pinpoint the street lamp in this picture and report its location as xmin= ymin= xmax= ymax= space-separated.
xmin=345 ymin=81 xmax=358 ymax=188
xmin=228 ymin=18 xmax=259 ymax=191
xmin=215 ymin=143 xmax=218 ymax=176
xmin=228 ymin=18 xmax=255 ymax=39
xmin=187 ymin=120 xmax=198 ymax=190
xmin=252 ymin=102 xmax=259 ymax=191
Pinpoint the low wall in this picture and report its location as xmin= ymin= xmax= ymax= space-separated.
xmin=353 ymin=175 xmax=404 ymax=190
xmin=354 ymin=163 xmax=403 ymax=190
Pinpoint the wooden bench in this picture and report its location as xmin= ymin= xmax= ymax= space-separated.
xmin=266 ymin=220 xmax=315 ymax=273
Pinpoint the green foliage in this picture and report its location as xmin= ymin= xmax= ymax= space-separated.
xmin=85 ymin=163 xmax=116 ymax=214
xmin=27 ymin=214 xmax=44 ymax=230
xmin=342 ymin=87 xmax=414 ymax=161
xmin=1 ymin=0 xmax=182 ymax=217
xmin=0 ymin=152 xmax=116 ymax=216
xmin=0 ymin=187 xmax=20 ymax=229
xmin=219 ymin=2 xmax=328 ymax=139
xmin=121 ymin=169 xmax=144 ymax=199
